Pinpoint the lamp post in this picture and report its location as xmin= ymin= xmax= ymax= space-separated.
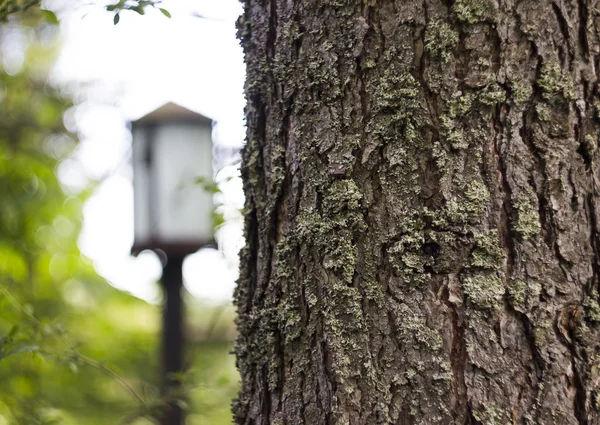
xmin=130 ymin=102 xmax=214 ymax=425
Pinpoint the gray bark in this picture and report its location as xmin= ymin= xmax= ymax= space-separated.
xmin=233 ymin=0 xmax=600 ymax=423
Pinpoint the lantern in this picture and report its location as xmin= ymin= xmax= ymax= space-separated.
xmin=131 ymin=101 xmax=214 ymax=258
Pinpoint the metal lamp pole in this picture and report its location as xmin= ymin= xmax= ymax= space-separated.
xmin=161 ymin=255 xmax=185 ymax=425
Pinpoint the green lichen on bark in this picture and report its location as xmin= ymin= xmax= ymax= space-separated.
xmin=583 ymin=134 xmax=598 ymax=160
xmin=508 ymin=279 xmax=542 ymax=309
xmin=241 ymin=141 xmax=263 ymax=194
xmin=277 ymin=302 xmax=303 ymax=344
xmin=440 ymin=91 xmax=474 ymax=150
xmin=387 ymin=240 xmax=432 ymax=286
xmin=296 ymin=179 xmax=364 ymax=283
xmin=512 ymin=187 xmax=541 ymax=239
xmin=472 ymin=404 xmax=507 ymax=425
xmin=324 ymin=237 xmax=358 ymax=283
xmin=268 ymin=145 xmax=286 ymax=189
xmin=464 ymin=180 xmax=491 ymax=218
xmin=594 ymin=392 xmax=600 ymax=412
xmin=462 ymin=273 xmax=505 ymax=311
xmin=453 ymin=0 xmax=497 ymax=24
xmin=538 ymin=61 xmax=575 ymax=104
xmin=393 ymin=304 xmax=443 ymax=352
xmin=478 ymin=81 xmax=506 ymax=106
xmin=296 ymin=211 xmax=332 ymax=243
xmin=325 ymin=179 xmax=363 ymax=214
xmin=470 ymin=231 xmax=505 ymax=270
xmin=584 ymin=292 xmax=600 ymax=323
xmin=387 ymin=215 xmax=434 ymax=286
xmin=425 ymin=20 xmax=458 ymax=64
xmin=431 ymin=180 xmax=491 ymax=227
xmin=373 ymin=67 xmax=420 ymax=118
xmin=510 ymin=77 xmax=533 ymax=106
xmin=533 ymin=319 xmax=553 ymax=348
xmin=370 ymin=64 xmax=428 ymax=197
xmin=535 ymin=103 xmax=552 ymax=121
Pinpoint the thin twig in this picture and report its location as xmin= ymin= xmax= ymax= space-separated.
xmin=77 ymin=353 xmax=147 ymax=408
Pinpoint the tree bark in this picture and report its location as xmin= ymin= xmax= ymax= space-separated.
xmin=233 ymin=0 xmax=600 ymax=423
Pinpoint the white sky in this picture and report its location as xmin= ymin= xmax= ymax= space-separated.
xmin=45 ymin=0 xmax=246 ymax=302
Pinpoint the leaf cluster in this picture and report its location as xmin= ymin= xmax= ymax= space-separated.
xmin=0 ymin=1 xmax=170 ymax=25
xmin=106 ymin=0 xmax=170 ymax=24
xmin=0 ymin=0 xmax=40 ymax=22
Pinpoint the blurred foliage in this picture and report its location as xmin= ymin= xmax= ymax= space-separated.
xmin=0 ymin=0 xmax=40 ymax=22
xmin=0 ymin=6 xmax=237 ymax=425
xmin=106 ymin=0 xmax=171 ymax=25
xmin=1 ymin=1 xmax=169 ymax=24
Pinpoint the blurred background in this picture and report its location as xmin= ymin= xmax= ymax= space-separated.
xmin=0 ymin=0 xmax=245 ymax=424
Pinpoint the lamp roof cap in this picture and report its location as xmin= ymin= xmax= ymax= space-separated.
xmin=132 ymin=102 xmax=213 ymax=126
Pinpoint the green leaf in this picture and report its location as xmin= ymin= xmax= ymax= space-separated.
xmin=159 ymin=8 xmax=171 ymax=18
xmin=194 ymin=177 xmax=220 ymax=194
xmin=113 ymin=13 xmax=120 ymax=25
xmin=211 ymin=211 xmax=225 ymax=229
xmin=41 ymin=10 xmax=59 ymax=25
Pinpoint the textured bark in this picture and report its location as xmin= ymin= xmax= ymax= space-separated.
xmin=233 ymin=0 xmax=600 ymax=423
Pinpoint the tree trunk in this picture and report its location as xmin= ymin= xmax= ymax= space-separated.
xmin=233 ymin=0 xmax=600 ymax=423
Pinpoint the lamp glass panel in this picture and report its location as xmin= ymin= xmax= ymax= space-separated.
xmin=154 ymin=123 xmax=213 ymax=243
xmin=132 ymin=127 xmax=150 ymax=242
